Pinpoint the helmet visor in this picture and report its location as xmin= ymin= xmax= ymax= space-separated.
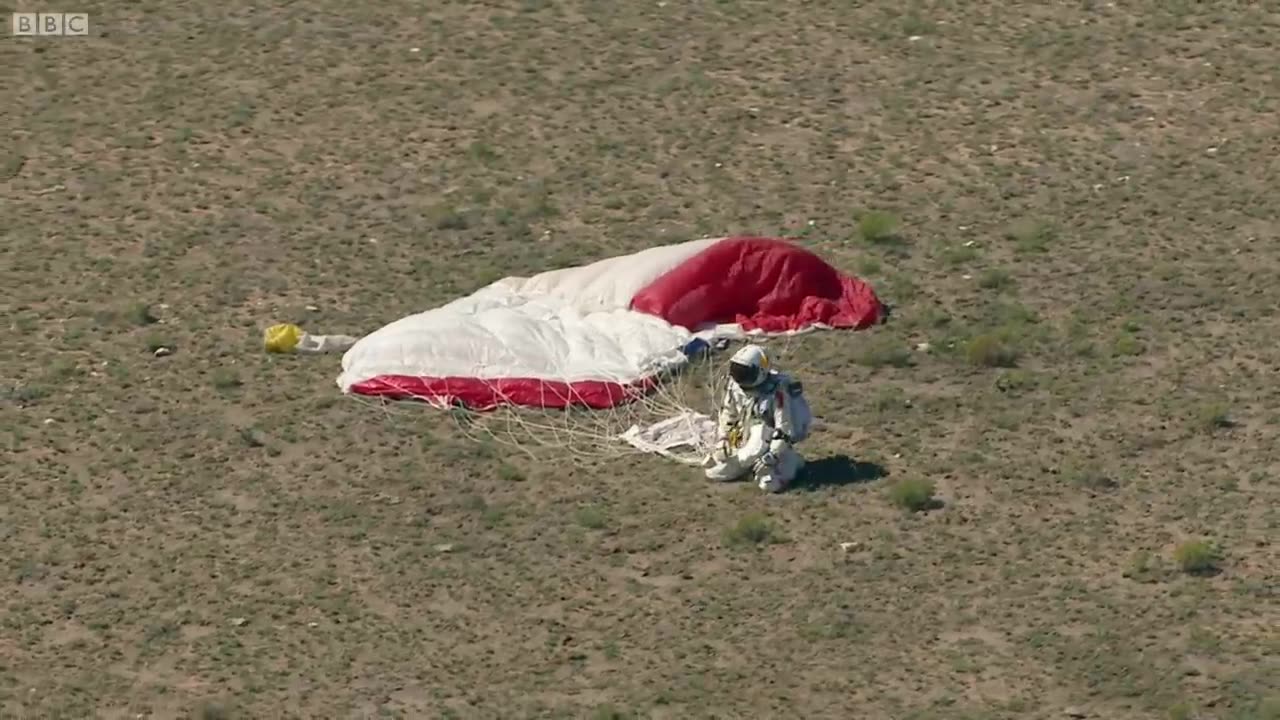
xmin=729 ymin=361 xmax=759 ymax=387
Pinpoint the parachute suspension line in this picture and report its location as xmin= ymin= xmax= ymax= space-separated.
xmin=344 ymin=334 xmax=820 ymax=465
xmin=451 ymin=382 xmax=619 ymax=463
xmin=359 ymin=340 xmax=751 ymax=459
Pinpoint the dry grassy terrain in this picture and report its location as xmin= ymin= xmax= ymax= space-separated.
xmin=4 ymin=1 xmax=1279 ymax=718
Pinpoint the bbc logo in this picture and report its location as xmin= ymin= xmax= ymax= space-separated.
xmin=11 ymin=12 xmax=89 ymax=36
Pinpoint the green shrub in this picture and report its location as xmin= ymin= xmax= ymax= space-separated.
xmin=724 ymin=513 xmax=779 ymax=546
xmin=965 ymin=334 xmax=1020 ymax=368
xmin=856 ymin=211 xmax=901 ymax=244
xmin=1173 ymin=539 xmax=1221 ymax=575
xmin=574 ymin=507 xmax=607 ymax=530
xmin=887 ymin=478 xmax=938 ymax=512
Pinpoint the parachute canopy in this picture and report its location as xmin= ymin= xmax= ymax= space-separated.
xmin=337 ymin=236 xmax=885 ymax=410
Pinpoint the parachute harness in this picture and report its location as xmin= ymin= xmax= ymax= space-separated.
xmin=718 ymin=370 xmax=774 ymax=455
xmin=716 ymin=370 xmax=743 ymax=454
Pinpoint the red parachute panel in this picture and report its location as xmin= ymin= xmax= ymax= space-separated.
xmin=628 ymin=236 xmax=886 ymax=332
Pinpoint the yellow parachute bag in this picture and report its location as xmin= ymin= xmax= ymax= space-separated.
xmin=263 ymin=323 xmax=303 ymax=353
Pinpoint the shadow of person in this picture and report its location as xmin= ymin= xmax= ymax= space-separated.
xmin=791 ymin=454 xmax=888 ymax=492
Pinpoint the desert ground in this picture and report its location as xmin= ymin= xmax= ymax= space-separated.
xmin=3 ymin=1 xmax=1279 ymax=718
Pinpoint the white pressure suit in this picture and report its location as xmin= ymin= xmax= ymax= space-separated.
xmin=703 ymin=369 xmax=810 ymax=493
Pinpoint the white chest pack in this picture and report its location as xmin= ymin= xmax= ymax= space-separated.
xmin=752 ymin=373 xmax=812 ymax=444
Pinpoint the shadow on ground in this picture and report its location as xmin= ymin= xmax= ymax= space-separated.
xmin=792 ymin=454 xmax=888 ymax=492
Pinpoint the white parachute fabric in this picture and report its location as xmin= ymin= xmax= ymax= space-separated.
xmin=337 ymin=281 xmax=696 ymax=395
xmin=336 ymin=238 xmax=727 ymax=410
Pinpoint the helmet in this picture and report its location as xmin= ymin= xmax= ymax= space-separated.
xmin=728 ymin=344 xmax=770 ymax=389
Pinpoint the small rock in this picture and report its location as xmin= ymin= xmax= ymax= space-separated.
xmin=1064 ymin=708 xmax=1087 ymax=719
xmin=374 ymin=492 xmax=402 ymax=505
xmin=307 ymin=621 xmax=319 ymax=628
xmin=839 ymin=542 xmax=859 ymax=552
xmin=153 ymin=347 xmax=172 ymax=357
xmin=433 ymin=543 xmax=455 ymax=553
xmin=305 ymin=305 xmax=319 ymax=311
xmin=230 ymin=617 xmax=247 ymax=627
xmin=43 ymin=418 xmax=55 ymax=425
xmin=915 ymin=342 xmax=931 ymax=352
